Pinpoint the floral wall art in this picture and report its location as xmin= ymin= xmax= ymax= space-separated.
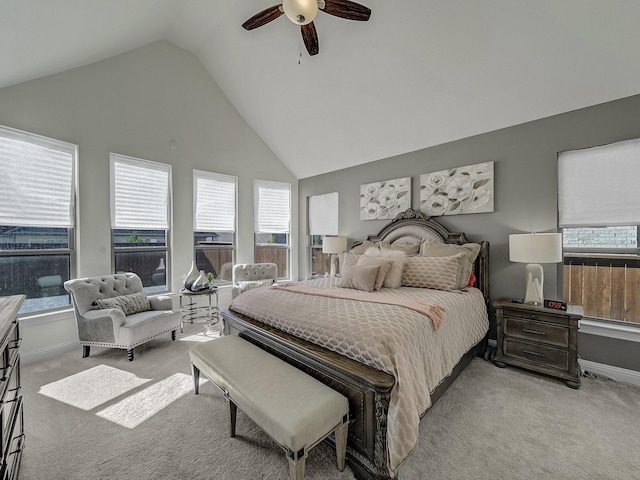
xmin=420 ymin=161 xmax=494 ymax=216
xmin=360 ymin=177 xmax=411 ymax=220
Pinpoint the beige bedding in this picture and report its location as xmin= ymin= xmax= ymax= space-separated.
xmin=229 ymin=276 xmax=489 ymax=476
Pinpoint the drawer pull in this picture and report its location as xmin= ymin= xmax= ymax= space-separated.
xmin=523 ymin=349 xmax=545 ymax=358
xmin=530 ymin=314 xmax=537 ymax=320
xmin=522 ymin=328 xmax=546 ymax=336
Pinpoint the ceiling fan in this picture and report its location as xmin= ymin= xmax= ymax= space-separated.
xmin=242 ymin=0 xmax=371 ymax=56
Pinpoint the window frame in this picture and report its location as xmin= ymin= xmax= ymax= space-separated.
xmin=110 ymin=153 xmax=171 ymax=292
xmin=254 ymin=180 xmax=291 ymax=280
xmin=558 ymin=139 xmax=640 ymax=324
xmin=0 ymin=125 xmax=77 ymax=315
xmin=193 ymin=170 xmax=237 ymax=285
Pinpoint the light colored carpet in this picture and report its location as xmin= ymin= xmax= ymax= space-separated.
xmin=20 ymin=323 xmax=640 ymax=480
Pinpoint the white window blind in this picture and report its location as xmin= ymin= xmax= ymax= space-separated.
xmin=194 ymin=170 xmax=236 ymax=232
xmin=0 ymin=125 xmax=76 ymax=227
xmin=254 ymin=180 xmax=290 ymax=233
xmin=110 ymin=154 xmax=170 ymax=229
xmin=558 ymin=138 xmax=640 ymax=227
xmin=308 ymin=192 xmax=339 ymax=235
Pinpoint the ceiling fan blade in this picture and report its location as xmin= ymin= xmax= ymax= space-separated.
xmin=321 ymin=0 xmax=371 ymax=21
xmin=242 ymin=5 xmax=284 ymax=30
xmin=301 ymin=23 xmax=319 ymax=56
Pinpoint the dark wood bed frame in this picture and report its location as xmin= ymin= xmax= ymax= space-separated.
xmin=222 ymin=209 xmax=489 ymax=480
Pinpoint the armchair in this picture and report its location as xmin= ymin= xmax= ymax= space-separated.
xmin=231 ymin=263 xmax=278 ymax=299
xmin=64 ymin=273 xmax=181 ymax=361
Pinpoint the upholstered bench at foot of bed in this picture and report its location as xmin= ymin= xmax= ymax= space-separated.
xmin=189 ymin=335 xmax=350 ymax=480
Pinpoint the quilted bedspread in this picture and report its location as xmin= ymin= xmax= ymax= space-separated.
xmin=229 ymin=277 xmax=489 ymax=476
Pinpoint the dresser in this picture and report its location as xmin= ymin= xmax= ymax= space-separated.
xmin=0 ymin=295 xmax=24 ymax=480
xmin=493 ymin=299 xmax=583 ymax=388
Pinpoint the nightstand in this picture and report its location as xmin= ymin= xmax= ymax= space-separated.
xmin=493 ymin=300 xmax=583 ymax=388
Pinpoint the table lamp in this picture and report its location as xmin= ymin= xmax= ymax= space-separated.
xmin=322 ymin=236 xmax=347 ymax=276
xmin=509 ymin=233 xmax=562 ymax=305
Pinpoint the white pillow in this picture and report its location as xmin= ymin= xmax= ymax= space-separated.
xmin=364 ymin=247 xmax=407 ymax=288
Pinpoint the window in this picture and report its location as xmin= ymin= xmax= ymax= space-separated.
xmin=558 ymin=138 xmax=640 ymax=323
xmin=0 ymin=125 xmax=76 ymax=314
xmin=254 ymin=180 xmax=290 ymax=280
xmin=308 ymin=192 xmax=339 ymax=276
xmin=193 ymin=170 xmax=236 ymax=285
xmin=110 ymin=154 xmax=170 ymax=292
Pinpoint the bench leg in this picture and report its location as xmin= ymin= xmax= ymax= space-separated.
xmin=127 ymin=348 xmax=134 ymax=361
xmin=82 ymin=345 xmax=90 ymax=358
xmin=335 ymin=419 xmax=349 ymax=472
xmin=228 ymin=397 xmax=237 ymax=438
xmin=171 ymin=329 xmax=177 ymax=341
xmin=191 ymin=364 xmax=200 ymax=394
xmin=287 ymin=449 xmax=306 ymax=480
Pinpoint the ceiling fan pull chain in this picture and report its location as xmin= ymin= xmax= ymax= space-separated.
xmin=298 ymin=36 xmax=303 ymax=65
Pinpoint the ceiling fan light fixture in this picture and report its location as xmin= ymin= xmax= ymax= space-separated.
xmin=282 ymin=0 xmax=318 ymax=25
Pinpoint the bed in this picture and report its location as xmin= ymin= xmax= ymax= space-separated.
xmin=221 ymin=208 xmax=489 ymax=480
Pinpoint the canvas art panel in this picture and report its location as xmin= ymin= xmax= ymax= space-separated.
xmin=360 ymin=177 xmax=411 ymax=220
xmin=420 ymin=162 xmax=494 ymax=216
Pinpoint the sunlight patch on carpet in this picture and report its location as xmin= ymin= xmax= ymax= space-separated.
xmin=39 ymin=365 xmax=152 ymax=411
xmin=179 ymin=332 xmax=219 ymax=343
xmin=96 ymin=373 xmax=202 ymax=428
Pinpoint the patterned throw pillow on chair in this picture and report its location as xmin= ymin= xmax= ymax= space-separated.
xmin=94 ymin=292 xmax=151 ymax=315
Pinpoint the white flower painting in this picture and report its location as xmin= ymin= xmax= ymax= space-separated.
xmin=420 ymin=162 xmax=494 ymax=216
xmin=360 ymin=177 xmax=411 ymax=220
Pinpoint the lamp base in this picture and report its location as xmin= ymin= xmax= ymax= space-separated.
xmin=524 ymin=263 xmax=544 ymax=305
xmin=329 ymin=254 xmax=339 ymax=277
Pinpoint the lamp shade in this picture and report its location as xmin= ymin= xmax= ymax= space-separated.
xmin=322 ymin=236 xmax=347 ymax=254
xmin=509 ymin=233 xmax=562 ymax=264
xmin=282 ymin=0 xmax=318 ymax=25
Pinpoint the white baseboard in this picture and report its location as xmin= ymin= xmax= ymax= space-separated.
xmin=579 ymin=359 xmax=640 ymax=387
xmin=21 ymin=340 xmax=80 ymax=366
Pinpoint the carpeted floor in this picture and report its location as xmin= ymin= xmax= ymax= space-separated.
xmin=19 ymin=322 xmax=640 ymax=480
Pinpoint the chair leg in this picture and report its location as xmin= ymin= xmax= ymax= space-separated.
xmin=82 ymin=345 xmax=90 ymax=358
xmin=191 ymin=364 xmax=200 ymax=394
xmin=171 ymin=329 xmax=177 ymax=341
xmin=127 ymin=348 xmax=134 ymax=361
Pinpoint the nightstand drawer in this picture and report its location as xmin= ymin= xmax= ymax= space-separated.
xmin=503 ymin=338 xmax=568 ymax=371
xmin=502 ymin=307 xmax=569 ymax=326
xmin=504 ymin=317 xmax=569 ymax=348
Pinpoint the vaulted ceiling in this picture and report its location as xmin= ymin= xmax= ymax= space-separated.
xmin=2 ymin=1 xmax=640 ymax=179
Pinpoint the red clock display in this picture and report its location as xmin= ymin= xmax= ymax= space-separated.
xmin=544 ymin=300 xmax=567 ymax=310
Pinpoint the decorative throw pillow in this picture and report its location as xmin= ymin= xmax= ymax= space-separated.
xmin=348 ymin=240 xmax=377 ymax=255
xmin=94 ymin=292 xmax=151 ymax=316
xmin=379 ymin=241 xmax=420 ymax=255
xmin=356 ymin=255 xmax=392 ymax=291
xmin=237 ymin=279 xmax=274 ymax=293
xmin=337 ymin=265 xmax=381 ymax=292
xmin=419 ymin=242 xmax=481 ymax=289
xmin=401 ymin=253 xmax=466 ymax=291
xmin=340 ymin=251 xmax=361 ymax=273
xmin=364 ymin=248 xmax=407 ymax=288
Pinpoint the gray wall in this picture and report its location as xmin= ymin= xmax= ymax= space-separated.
xmin=0 ymin=40 xmax=298 ymax=358
xmin=299 ymin=93 xmax=640 ymax=372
